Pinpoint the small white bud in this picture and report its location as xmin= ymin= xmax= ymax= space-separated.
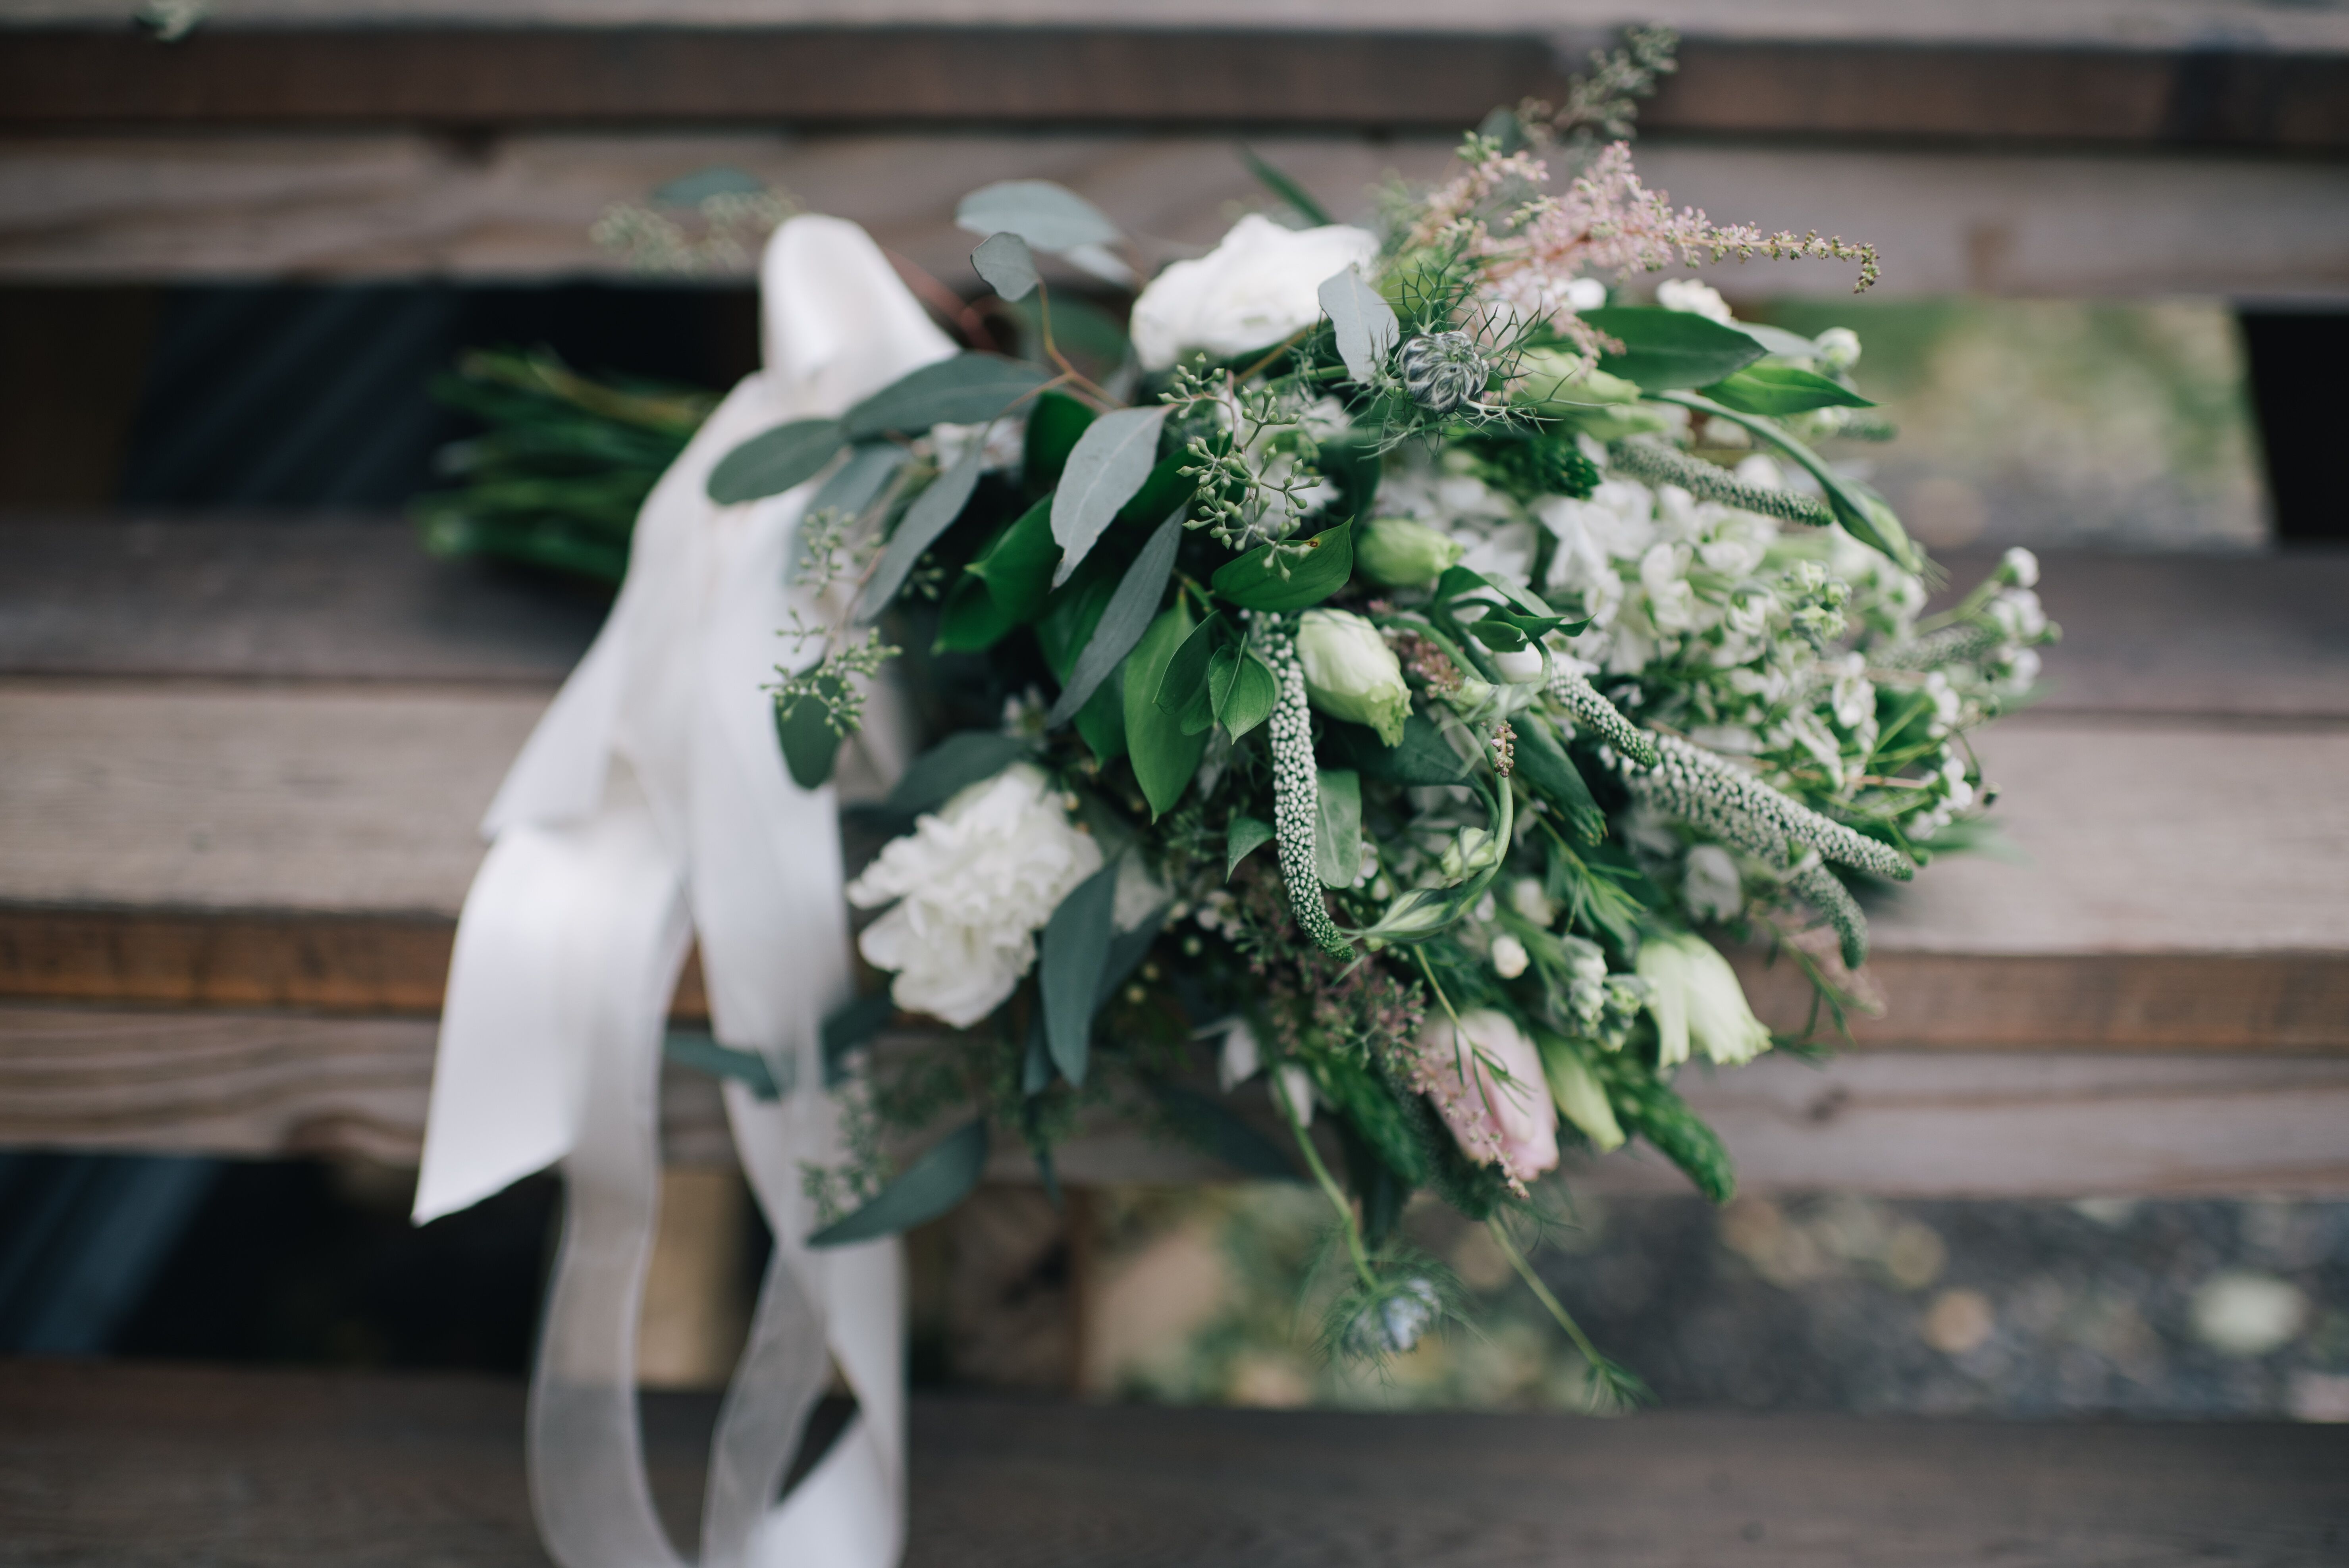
xmin=1490 ymin=933 xmax=1530 ymax=979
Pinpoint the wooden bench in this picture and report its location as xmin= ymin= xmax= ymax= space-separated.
xmin=7 ymin=1359 xmax=2345 ymax=1567
xmin=2 ymin=518 xmax=2345 ymax=1196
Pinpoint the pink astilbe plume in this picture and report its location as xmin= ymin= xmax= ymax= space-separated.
xmin=1411 ymin=140 xmax=1879 ymax=362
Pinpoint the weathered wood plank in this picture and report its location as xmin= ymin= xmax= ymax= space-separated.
xmin=7 ymin=132 xmax=2348 ymax=299
xmin=4 ymin=22 xmax=2346 ymax=151
xmin=2 ymin=1360 xmax=2343 ymax=1567
xmin=7 ymin=1005 xmax=2343 ymax=1196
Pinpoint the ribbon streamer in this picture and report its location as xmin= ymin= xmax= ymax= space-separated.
xmin=415 ymin=215 xmax=956 ymax=1568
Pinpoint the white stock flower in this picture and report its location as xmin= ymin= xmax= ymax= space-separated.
xmin=1130 ymin=215 xmax=1378 ymax=371
xmin=845 ymin=763 xmax=1102 ymax=1027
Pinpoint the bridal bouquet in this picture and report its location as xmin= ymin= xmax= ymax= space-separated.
xmin=701 ymin=113 xmax=2054 ymax=1387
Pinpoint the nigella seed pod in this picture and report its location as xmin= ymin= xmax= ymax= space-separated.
xmin=1398 ymin=330 xmax=1490 ymax=414
xmin=1347 ymin=1278 xmax=1441 ymax=1356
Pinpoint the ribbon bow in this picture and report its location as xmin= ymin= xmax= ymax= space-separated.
xmin=414 ymin=215 xmax=956 ymax=1568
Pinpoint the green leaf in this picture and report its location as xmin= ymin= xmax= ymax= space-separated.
xmin=1318 ymin=266 xmax=1399 ymax=384
xmin=1326 ymin=713 xmax=1468 ymax=786
xmin=1041 ymin=860 xmax=1120 ymax=1086
xmin=1581 ymin=306 xmax=1765 ymax=393
xmin=664 ymin=1030 xmax=780 ymax=1100
xmin=1023 ymin=391 xmax=1097 ymax=491
xmin=1035 ymin=555 xmax=1129 ymax=764
xmin=773 ymin=678 xmax=844 ymax=789
xmin=707 ymin=417 xmax=845 ymax=504
xmin=652 ymin=166 xmax=766 ymax=204
xmin=971 ymin=231 xmax=1041 ymax=301
xmin=964 ymin=495 xmax=1060 ymax=624
xmin=956 ymin=179 xmax=1122 ymax=253
xmin=1148 ymin=1082 xmax=1299 ymax=1181
xmin=935 ymin=573 xmax=1018 ymax=653
xmin=1210 ymin=521 xmax=1353 ymax=612
xmin=856 ymin=438 xmax=984 ymax=621
xmin=1512 ymin=718 xmax=1604 ymax=843
xmin=1314 ymin=768 xmax=1361 ymax=888
xmin=1152 ymin=611 xmax=1228 ymax=717
xmin=1227 ymin=814 xmax=1274 ymax=878
xmin=1122 ymin=598 xmax=1210 ymax=818
xmin=842 ymin=354 xmax=1050 ymax=440
xmin=820 ymin=994 xmax=894 ymax=1087
xmin=808 ymin=1119 xmax=990 ymax=1247
xmin=809 ymin=440 xmax=909 ymax=521
xmin=1048 ymin=511 xmax=1183 ymax=727
xmin=1667 ymin=393 xmax=1923 ymax=572
xmin=1241 ymin=144 xmax=1334 ymax=227
xmin=1051 ymin=404 xmax=1170 ymax=587
xmin=1701 ymin=362 xmax=1876 ymax=417
xmin=887 ymin=731 xmax=1029 ymax=817
xmin=1211 ymin=649 xmax=1278 ymax=740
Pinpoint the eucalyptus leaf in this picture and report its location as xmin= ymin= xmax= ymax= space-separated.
xmin=1041 ymin=860 xmax=1120 ymax=1086
xmin=842 ymin=354 xmax=1051 ymax=440
xmin=809 ymin=440 xmax=910 ymax=522
xmin=1209 ymin=521 xmax=1353 ymax=612
xmin=1318 ymin=266 xmax=1399 ymax=385
xmin=707 ymin=417 xmax=845 ymax=504
xmin=1021 ymin=1015 xmax=1054 ymax=1095
xmin=773 ymin=677 xmax=845 ymax=789
xmin=663 ymin=1030 xmax=780 ymax=1100
xmin=1048 ymin=510 xmax=1183 ymax=727
xmin=856 ymin=438 xmax=984 ymax=620
xmin=1315 ymin=768 xmax=1362 ymax=888
xmin=1051 ymin=404 xmax=1170 ymax=586
xmin=1227 ymin=813 xmax=1275 ymax=878
xmin=1702 ymin=362 xmax=1875 ymax=417
xmin=1581 ymin=306 xmax=1766 ymax=392
xmin=955 ymin=179 xmax=1123 ymax=253
xmin=807 ymin=1118 xmax=990 ymax=1247
xmin=887 ymin=730 xmax=1030 ymax=816
xmin=652 ymin=166 xmax=766 ymax=204
xmin=1122 ymin=598 xmax=1210 ymax=818
xmin=820 ymin=993 xmax=894 ymax=1087
xmin=971 ymin=231 xmax=1042 ymax=301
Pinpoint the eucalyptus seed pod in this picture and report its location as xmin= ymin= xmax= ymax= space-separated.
xmin=1398 ymin=330 xmax=1490 ymax=414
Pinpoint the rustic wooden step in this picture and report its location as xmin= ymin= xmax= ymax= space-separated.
xmin=4 ymin=1360 xmax=2343 ymax=1566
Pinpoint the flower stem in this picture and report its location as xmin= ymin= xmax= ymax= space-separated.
xmin=1276 ymin=1073 xmax=1378 ymax=1290
xmin=1486 ymin=1217 xmax=1605 ymax=1371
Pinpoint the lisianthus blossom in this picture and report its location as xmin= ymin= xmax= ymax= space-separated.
xmin=1409 ymin=1007 xmax=1559 ymax=1188
xmin=1636 ymin=930 xmax=1774 ymax=1066
xmin=845 ymin=763 xmax=1101 ymax=1027
xmin=1130 ymin=215 xmax=1377 ymax=370
xmin=1296 ymin=607 xmax=1412 ymax=745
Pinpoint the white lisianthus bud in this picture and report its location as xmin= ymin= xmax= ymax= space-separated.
xmin=1295 ymin=607 xmax=1412 ymax=745
xmin=1356 ymin=515 xmax=1465 ymax=587
xmin=1490 ymin=933 xmax=1530 ymax=979
xmin=1438 ymin=826 xmax=1501 ymax=883
xmin=1635 ymin=930 xmax=1773 ymax=1067
xmin=1563 ymin=276 xmax=1608 ymax=313
xmin=1813 ymin=326 xmax=1862 ymax=370
xmin=1998 ymin=546 xmax=2040 ymax=588
xmin=1130 ymin=214 xmax=1377 ymax=371
xmin=1508 ymin=875 xmax=1556 ymax=928
xmin=1487 ymin=644 xmax=1547 ymax=683
xmin=1216 ymin=1018 xmax=1261 ymax=1090
xmin=1533 ymin=1031 xmax=1625 ymax=1153
xmin=1274 ymin=1063 xmax=1316 ymax=1128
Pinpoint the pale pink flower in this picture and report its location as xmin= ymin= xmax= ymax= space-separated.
xmin=1405 ymin=1008 xmax=1559 ymax=1192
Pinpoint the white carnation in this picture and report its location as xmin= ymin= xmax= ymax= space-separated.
xmin=845 ymin=763 xmax=1102 ymax=1027
xmin=1131 ymin=215 xmax=1378 ymax=371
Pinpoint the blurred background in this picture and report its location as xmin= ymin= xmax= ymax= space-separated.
xmin=1 ymin=0 xmax=2344 ymax=1433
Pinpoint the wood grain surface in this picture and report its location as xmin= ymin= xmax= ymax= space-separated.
xmin=2 ymin=1360 xmax=2342 ymax=1567
xmin=7 ymin=1004 xmax=2343 ymax=1196
xmin=9 ymin=131 xmax=2349 ymax=300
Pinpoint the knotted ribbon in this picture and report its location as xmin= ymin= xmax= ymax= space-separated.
xmin=414 ymin=215 xmax=956 ymax=1568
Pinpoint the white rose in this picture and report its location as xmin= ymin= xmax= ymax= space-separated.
xmin=845 ymin=763 xmax=1102 ymax=1027
xmin=1130 ymin=214 xmax=1378 ymax=371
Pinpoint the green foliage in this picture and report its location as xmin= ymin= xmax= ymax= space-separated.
xmin=808 ymin=1119 xmax=990 ymax=1247
xmin=1123 ymin=599 xmax=1210 ymax=818
xmin=1042 ymin=861 xmax=1120 ymax=1086
xmin=841 ymin=353 xmax=1052 ymax=440
xmin=707 ymin=417 xmax=845 ymax=504
xmin=1702 ymin=362 xmax=1876 ymax=417
xmin=1210 ymin=521 xmax=1355 ymax=611
xmin=1581 ymin=306 xmax=1766 ymax=391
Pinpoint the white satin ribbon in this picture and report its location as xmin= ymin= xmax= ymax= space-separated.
xmin=415 ymin=214 xmax=957 ymax=1568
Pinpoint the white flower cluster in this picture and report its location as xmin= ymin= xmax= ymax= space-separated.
xmin=845 ymin=763 xmax=1101 ymax=1027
